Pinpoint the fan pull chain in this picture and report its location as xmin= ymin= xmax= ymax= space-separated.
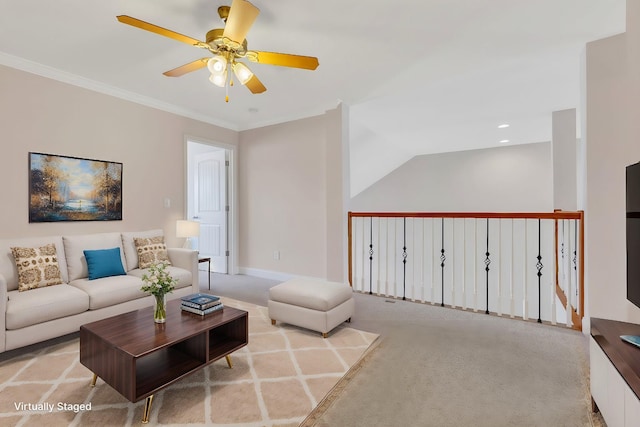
xmin=224 ymin=72 xmax=235 ymax=103
xmin=225 ymin=74 xmax=230 ymax=103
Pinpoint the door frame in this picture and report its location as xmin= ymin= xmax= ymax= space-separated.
xmin=184 ymin=135 xmax=239 ymax=275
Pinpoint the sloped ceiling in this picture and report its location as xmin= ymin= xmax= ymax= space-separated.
xmin=0 ymin=0 xmax=627 ymax=195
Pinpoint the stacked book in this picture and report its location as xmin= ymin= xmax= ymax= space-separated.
xmin=180 ymin=293 xmax=223 ymax=316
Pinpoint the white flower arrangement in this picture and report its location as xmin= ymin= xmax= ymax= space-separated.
xmin=140 ymin=262 xmax=177 ymax=297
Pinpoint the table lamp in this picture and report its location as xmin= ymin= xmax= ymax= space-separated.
xmin=176 ymin=220 xmax=200 ymax=250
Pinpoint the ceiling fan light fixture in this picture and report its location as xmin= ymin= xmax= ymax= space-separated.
xmin=232 ymin=62 xmax=254 ymax=85
xmin=207 ymin=55 xmax=227 ymax=74
xmin=209 ymin=71 xmax=227 ymax=87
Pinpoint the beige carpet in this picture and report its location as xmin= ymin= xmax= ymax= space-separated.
xmin=0 ymin=297 xmax=378 ymax=426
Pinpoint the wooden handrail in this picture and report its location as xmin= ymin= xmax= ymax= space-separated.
xmin=348 ymin=210 xmax=585 ymax=330
xmin=349 ymin=211 xmax=582 ymax=220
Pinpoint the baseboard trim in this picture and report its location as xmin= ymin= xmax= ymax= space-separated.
xmin=238 ymin=267 xmax=295 ymax=282
xmin=237 ymin=267 xmax=341 ymax=284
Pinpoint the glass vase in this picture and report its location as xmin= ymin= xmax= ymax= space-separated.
xmin=154 ymin=294 xmax=167 ymax=323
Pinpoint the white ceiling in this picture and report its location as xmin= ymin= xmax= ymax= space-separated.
xmin=0 ymin=0 xmax=627 ymax=195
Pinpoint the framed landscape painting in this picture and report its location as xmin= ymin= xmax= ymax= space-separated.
xmin=29 ymin=152 xmax=123 ymax=222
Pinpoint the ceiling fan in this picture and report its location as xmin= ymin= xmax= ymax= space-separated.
xmin=117 ymin=0 xmax=319 ymax=102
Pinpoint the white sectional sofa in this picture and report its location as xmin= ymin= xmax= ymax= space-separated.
xmin=0 ymin=229 xmax=199 ymax=353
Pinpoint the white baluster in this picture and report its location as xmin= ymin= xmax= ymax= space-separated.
xmin=497 ymin=219 xmax=502 ymax=317
xmin=462 ymin=219 xmax=467 ymax=310
xmin=551 ymin=279 xmax=557 ymax=325
xmin=361 ymin=217 xmax=365 ymax=293
xmin=523 ymin=219 xmax=529 ymax=321
xmin=411 ymin=218 xmax=416 ymax=302
xmin=510 ymin=219 xmax=515 ymax=318
xmin=384 ymin=217 xmax=390 ymax=297
xmin=473 ymin=219 xmax=478 ymax=312
xmin=451 ymin=219 xmax=456 ymax=309
xmin=392 ymin=218 xmax=397 ymax=298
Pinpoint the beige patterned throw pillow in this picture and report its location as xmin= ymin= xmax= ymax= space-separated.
xmin=11 ymin=244 xmax=63 ymax=291
xmin=134 ymin=236 xmax=171 ymax=269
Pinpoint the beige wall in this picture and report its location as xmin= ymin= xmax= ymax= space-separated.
xmin=0 ymin=65 xmax=237 ymax=247
xmin=350 ymin=142 xmax=553 ymax=212
xmin=324 ymin=106 xmax=346 ymax=281
xmin=585 ymin=0 xmax=640 ymax=324
xmin=238 ymin=110 xmax=344 ymax=281
xmin=552 ymin=109 xmax=578 ymax=210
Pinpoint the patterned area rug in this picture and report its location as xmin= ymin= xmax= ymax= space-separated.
xmin=0 ymin=297 xmax=378 ymax=426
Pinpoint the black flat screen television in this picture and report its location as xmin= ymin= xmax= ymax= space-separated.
xmin=627 ymin=161 xmax=640 ymax=309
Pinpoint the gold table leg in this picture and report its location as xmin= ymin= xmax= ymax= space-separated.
xmin=90 ymin=374 xmax=98 ymax=387
xmin=142 ymin=395 xmax=154 ymax=424
xmin=225 ymin=355 xmax=233 ymax=368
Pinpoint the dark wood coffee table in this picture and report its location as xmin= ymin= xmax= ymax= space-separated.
xmin=79 ymin=299 xmax=248 ymax=423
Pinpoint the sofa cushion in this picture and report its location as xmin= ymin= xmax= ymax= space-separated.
xmin=127 ymin=266 xmax=192 ymax=290
xmin=121 ymin=229 xmax=164 ymax=271
xmin=63 ymin=233 xmax=125 ymax=281
xmin=6 ymin=285 xmax=89 ymax=330
xmin=0 ymin=236 xmax=69 ymax=292
xmin=134 ymin=236 xmax=171 ymax=269
xmin=69 ymin=275 xmax=146 ymax=310
xmin=84 ymin=247 xmax=127 ymax=280
xmin=11 ymin=243 xmax=63 ymax=291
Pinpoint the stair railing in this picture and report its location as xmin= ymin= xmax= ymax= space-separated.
xmin=348 ymin=211 xmax=584 ymax=330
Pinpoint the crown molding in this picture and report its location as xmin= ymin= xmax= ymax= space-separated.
xmin=0 ymin=52 xmax=239 ymax=131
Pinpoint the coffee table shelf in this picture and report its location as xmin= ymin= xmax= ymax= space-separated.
xmin=209 ymin=317 xmax=248 ymax=360
xmin=135 ymin=346 xmax=204 ymax=398
xmin=80 ymin=299 xmax=248 ymax=421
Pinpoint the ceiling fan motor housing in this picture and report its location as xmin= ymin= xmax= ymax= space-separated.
xmin=206 ymin=28 xmax=247 ymax=55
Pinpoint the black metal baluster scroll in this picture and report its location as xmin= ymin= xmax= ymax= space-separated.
xmin=536 ymin=219 xmax=543 ymax=323
xmin=402 ymin=217 xmax=407 ymax=300
xmin=485 ymin=218 xmax=491 ymax=314
xmin=369 ymin=217 xmax=373 ymax=295
xmin=573 ymin=220 xmax=578 ymax=300
xmin=440 ymin=218 xmax=445 ymax=307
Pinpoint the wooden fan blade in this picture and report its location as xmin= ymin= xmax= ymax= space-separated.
xmin=245 ymin=74 xmax=266 ymax=94
xmin=163 ymin=58 xmax=209 ymax=77
xmin=117 ymin=15 xmax=207 ymax=49
xmin=246 ymin=51 xmax=319 ymax=70
xmin=222 ymin=0 xmax=260 ymax=44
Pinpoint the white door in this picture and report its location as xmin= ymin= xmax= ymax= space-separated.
xmin=193 ymin=150 xmax=228 ymax=273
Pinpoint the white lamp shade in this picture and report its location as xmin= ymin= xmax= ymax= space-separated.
xmin=176 ymin=220 xmax=200 ymax=238
xmin=232 ymin=62 xmax=254 ymax=85
xmin=207 ymin=55 xmax=227 ymax=74
xmin=209 ymin=71 xmax=227 ymax=87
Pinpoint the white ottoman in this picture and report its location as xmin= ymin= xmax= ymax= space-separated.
xmin=268 ymin=278 xmax=354 ymax=338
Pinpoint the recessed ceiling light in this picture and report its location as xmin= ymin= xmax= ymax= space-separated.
xmin=500 ymin=139 xmax=510 ymax=143
xmin=498 ymin=124 xmax=510 ymax=129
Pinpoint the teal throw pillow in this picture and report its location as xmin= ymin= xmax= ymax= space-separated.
xmin=84 ymin=247 xmax=126 ymax=280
